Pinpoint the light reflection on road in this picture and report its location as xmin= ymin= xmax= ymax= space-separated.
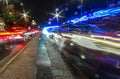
xmin=0 ymin=43 xmax=25 ymax=61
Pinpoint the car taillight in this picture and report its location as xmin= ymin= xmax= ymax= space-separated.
xmin=35 ymin=30 xmax=40 ymax=33
xmin=0 ymin=38 xmax=4 ymax=41
xmin=17 ymin=34 xmax=23 ymax=37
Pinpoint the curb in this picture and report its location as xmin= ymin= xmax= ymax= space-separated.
xmin=36 ymin=35 xmax=53 ymax=79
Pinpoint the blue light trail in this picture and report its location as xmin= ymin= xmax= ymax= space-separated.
xmin=42 ymin=26 xmax=59 ymax=34
xmin=67 ymin=7 xmax=120 ymax=24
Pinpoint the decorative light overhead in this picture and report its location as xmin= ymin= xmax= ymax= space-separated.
xmin=50 ymin=9 xmax=64 ymax=22
xmin=67 ymin=7 xmax=120 ymax=24
xmin=21 ymin=9 xmax=30 ymax=20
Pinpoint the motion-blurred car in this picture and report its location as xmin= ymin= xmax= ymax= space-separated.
xmin=0 ymin=31 xmax=12 ymax=50
xmin=46 ymin=24 xmax=120 ymax=79
xmin=26 ymin=29 xmax=40 ymax=37
xmin=62 ymin=39 xmax=120 ymax=79
xmin=115 ymin=31 xmax=120 ymax=36
xmin=8 ymin=26 xmax=26 ymax=43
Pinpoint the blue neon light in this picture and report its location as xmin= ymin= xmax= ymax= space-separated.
xmin=67 ymin=7 xmax=120 ymax=24
xmin=42 ymin=26 xmax=59 ymax=34
xmin=109 ymin=3 xmax=115 ymax=7
xmin=118 ymin=1 xmax=120 ymax=4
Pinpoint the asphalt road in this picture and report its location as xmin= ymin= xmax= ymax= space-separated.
xmin=0 ymin=43 xmax=25 ymax=61
xmin=0 ymin=34 xmax=88 ymax=79
xmin=0 ymin=37 xmax=38 ymax=79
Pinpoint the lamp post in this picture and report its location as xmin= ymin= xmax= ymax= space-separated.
xmin=21 ymin=9 xmax=30 ymax=28
xmin=23 ymin=13 xmax=27 ymax=28
xmin=50 ymin=9 xmax=64 ymax=22
xmin=31 ymin=20 xmax=37 ymax=28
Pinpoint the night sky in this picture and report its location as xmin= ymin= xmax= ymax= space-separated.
xmin=20 ymin=0 xmax=65 ymax=24
xmin=19 ymin=0 xmax=119 ymax=24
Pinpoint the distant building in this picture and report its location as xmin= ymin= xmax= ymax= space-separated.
xmin=0 ymin=17 xmax=5 ymax=31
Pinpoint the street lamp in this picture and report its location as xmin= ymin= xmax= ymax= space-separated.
xmin=23 ymin=13 xmax=27 ymax=20
xmin=50 ymin=9 xmax=64 ymax=22
xmin=21 ymin=9 xmax=30 ymax=21
xmin=21 ymin=9 xmax=30 ymax=27
xmin=20 ymin=2 xmax=24 ymax=6
xmin=32 ymin=20 xmax=37 ymax=26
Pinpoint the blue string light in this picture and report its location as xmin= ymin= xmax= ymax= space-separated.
xmin=67 ymin=7 xmax=120 ymax=24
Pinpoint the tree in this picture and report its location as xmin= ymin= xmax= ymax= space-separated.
xmin=1 ymin=12 xmax=14 ymax=29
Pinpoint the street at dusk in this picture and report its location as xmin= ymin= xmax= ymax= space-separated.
xmin=0 ymin=0 xmax=120 ymax=79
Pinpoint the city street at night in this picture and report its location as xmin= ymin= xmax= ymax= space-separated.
xmin=0 ymin=0 xmax=120 ymax=79
xmin=0 ymin=35 xmax=88 ymax=79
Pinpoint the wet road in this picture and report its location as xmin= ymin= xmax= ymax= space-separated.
xmin=0 ymin=33 xmax=118 ymax=79
xmin=0 ymin=43 xmax=25 ymax=61
xmin=0 ymin=37 xmax=38 ymax=79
